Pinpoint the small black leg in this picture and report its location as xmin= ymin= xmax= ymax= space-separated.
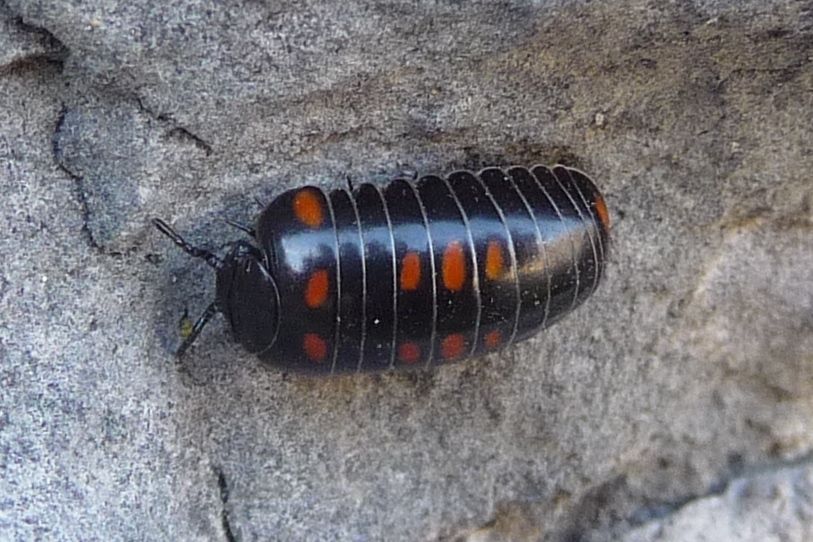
xmin=346 ymin=174 xmax=354 ymax=192
xmin=177 ymin=302 xmax=218 ymax=358
xmin=398 ymin=167 xmax=418 ymax=182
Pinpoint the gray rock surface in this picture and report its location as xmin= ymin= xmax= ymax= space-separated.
xmin=1 ymin=0 xmax=811 ymax=540
xmin=620 ymin=462 xmax=813 ymax=542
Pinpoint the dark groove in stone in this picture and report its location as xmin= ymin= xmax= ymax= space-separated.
xmin=52 ymin=104 xmax=104 ymax=254
xmin=166 ymin=126 xmax=214 ymax=156
xmin=216 ymin=467 xmax=238 ymax=542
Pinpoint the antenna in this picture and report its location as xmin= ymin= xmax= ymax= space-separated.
xmin=152 ymin=218 xmax=223 ymax=269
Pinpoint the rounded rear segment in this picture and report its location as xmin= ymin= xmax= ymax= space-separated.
xmin=559 ymin=166 xmax=610 ymax=249
xmin=479 ymin=166 xmax=610 ymax=341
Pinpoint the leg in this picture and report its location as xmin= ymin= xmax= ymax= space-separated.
xmin=177 ymin=302 xmax=218 ymax=358
xmin=400 ymin=167 xmax=418 ymax=181
xmin=152 ymin=218 xmax=222 ymax=269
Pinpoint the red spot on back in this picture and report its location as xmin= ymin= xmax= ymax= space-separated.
xmin=305 ymin=269 xmax=329 ymax=308
xmin=293 ymin=188 xmax=324 ymax=228
xmin=303 ymin=333 xmax=328 ymax=363
xmin=398 ymin=342 xmax=421 ymax=364
xmin=442 ymin=241 xmax=466 ymax=292
xmin=485 ymin=240 xmax=504 ymax=280
xmin=441 ymin=334 xmax=466 ymax=360
xmin=484 ymin=329 xmax=502 ymax=350
xmin=400 ymin=251 xmax=421 ymax=291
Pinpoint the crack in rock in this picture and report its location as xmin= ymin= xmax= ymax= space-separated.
xmin=133 ymin=93 xmax=214 ymax=156
xmin=0 ymin=6 xmax=68 ymax=73
xmin=51 ymin=97 xmax=213 ymax=256
xmin=52 ymin=105 xmax=106 ymax=253
xmin=165 ymin=126 xmax=214 ymax=157
xmin=215 ymin=467 xmax=238 ymax=542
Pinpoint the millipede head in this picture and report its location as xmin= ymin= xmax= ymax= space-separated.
xmin=153 ymin=218 xmax=280 ymax=357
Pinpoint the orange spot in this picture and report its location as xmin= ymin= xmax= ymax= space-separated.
xmin=441 ymin=334 xmax=466 ymax=360
xmin=485 ymin=240 xmax=504 ymax=280
xmin=594 ymin=195 xmax=610 ymax=231
xmin=484 ymin=329 xmax=502 ymax=349
xmin=442 ymin=241 xmax=466 ymax=292
xmin=398 ymin=342 xmax=421 ymax=364
xmin=305 ymin=269 xmax=329 ymax=308
xmin=293 ymin=188 xmax=324 ymax=228
xmin=400 ymin=251 xmax=421 ymax=291
xmin=303 ymin=333 xmax=328 ymax=363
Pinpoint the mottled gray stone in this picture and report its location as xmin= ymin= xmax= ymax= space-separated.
xmin=1 ymin=0 xmax=811 ymax=541
xmin=0 ymin=5 xmax=65 ymax=70
xmin=620 ymin=463 xmax=813 ymax=542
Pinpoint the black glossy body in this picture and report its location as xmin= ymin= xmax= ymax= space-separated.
xmin=221 ymin=165 xmax=610 ymax=373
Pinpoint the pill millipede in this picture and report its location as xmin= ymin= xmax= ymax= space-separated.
xmin=154 ymin=164 xmax=610 ymax=374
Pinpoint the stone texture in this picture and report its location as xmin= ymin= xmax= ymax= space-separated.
xmin=620 ymin=463 xmax=813 ymax=542
xmin=1 ymin=0 xmax=811 ymax=540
